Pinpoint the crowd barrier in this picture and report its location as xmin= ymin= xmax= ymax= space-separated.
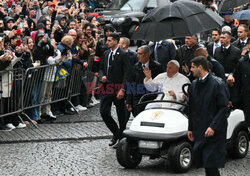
xmin=0 ymin=68 xmax=24 ymax=118
xmin=0 ymin=61 xmax=91 ymax=127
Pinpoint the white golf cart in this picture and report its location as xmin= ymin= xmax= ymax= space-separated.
xmin=116 ymin=86 xmax=249 ymax=173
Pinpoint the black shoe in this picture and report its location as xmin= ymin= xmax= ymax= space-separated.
xmin=0 ymin=125 xmax=12 ymax=131
xmin=64 ymin=109 xmax=75 ymax=115
xmin=109 ymin=136 xmax=118 ymax=146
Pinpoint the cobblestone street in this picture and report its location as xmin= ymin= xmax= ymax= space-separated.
xmin=0 ymin=106 xmax=249 ymax=176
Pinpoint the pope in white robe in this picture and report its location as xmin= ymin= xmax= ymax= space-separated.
xmin=144 ymin=60 xmax=190 ymax=109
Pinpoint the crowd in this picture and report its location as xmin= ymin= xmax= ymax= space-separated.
xmin=0 ymin=0 xmax=249 ymax=175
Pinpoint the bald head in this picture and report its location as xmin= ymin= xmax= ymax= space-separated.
xmin=68 ymin=29 xmax=77 ymax=40
xmin=195 ymin=47 xmax=208 ymax=58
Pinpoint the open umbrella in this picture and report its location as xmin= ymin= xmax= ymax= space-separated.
xmin=218 ymin=0 xmax=249 ymax=12
xmin=132 ymin=0 xmax=223 ymax=42
xmin=230 ymin=9 xmax=250 ymax=20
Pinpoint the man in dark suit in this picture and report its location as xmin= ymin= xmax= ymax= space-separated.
xmin=126 ymin=45 xmax=164 ymax=117
xmin=188 ymin=56 xmax=229 ymax=176
xmin=207 ymin=29 xmax=221 ymax=57
xmin=148 ymin=40 xmax=176 ymax=69
xmin=234 ymin=40 xmax=250 ymax=130
xmin=214 ymin=31 xmax=241 ymax=108
xmin=118 ymin=37 xmax=138 ymax=66
xmin=195 ymin=47 xmax=226 ymax=83
xmin=214 ymin=31 xmax=241 ymax=75
xmin=232 ymin=24 xmax=249 ymax=51
xmin=100 ymin=33 xmax=131 ymax=147
xmin=176 ymin=35 xmax=203 ymax=77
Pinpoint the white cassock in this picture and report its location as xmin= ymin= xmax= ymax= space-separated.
xmin=144 ymin=72 xmax=190 ymax=109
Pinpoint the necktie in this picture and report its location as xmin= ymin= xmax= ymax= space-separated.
xmin=107 ymin=51 xmax=113 ymax=76
xmin=142 ymin=64 xmax=145 ymax=70
xmin=222 ymin=47 xmax=228 ymax=54
xmin=154 ymin=42 xmax=158 ymax=61
xmin=241 ymin=42 xmax=245 ymax=47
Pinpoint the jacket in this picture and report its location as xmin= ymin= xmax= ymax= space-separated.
xmin=126 ymin=59 xmax=164 ymax=116
xmin=33 ymin=30 xmax=54 ymax=65
xmin=102 ymin=47 xmax=130 ymax=91
xmin=214 ymin=44 xmax=241 ymax=74
xmin=149 ymin=40 xmax=176 ymax=69
xmin=188 ymin=73 xmax=229 ymax=168
xmin=0 ymin=55 xmax=21 ymax=97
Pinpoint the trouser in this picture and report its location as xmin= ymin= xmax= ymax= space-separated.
xmin=100 ymin=94 xmax=128 ymax=139
xmin=29 ymin=82 xmax=43 ymax=121
xmin=242 ymin=91 xmax=250 ymax=128
xmin=205 ymin=168 xmax=220 ymax=176
xmin=1 ymin=97 xmax=20 ymax=126
xmin=41 ymin=81 xmax=53 ymax=114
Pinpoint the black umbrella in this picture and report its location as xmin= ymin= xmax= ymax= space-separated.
xmin=132 ymin=0 xmax=223 ymax=42
xmin=218 ymin=0 xmax=249 ymax=12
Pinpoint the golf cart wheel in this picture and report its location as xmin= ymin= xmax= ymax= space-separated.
xmin=168 ymin=142 xmax=193 ymax=173
xmin=228 ymin=130 xmax=249 ymax=159
xmin=116 ymin=138 xmax=142 ymax=168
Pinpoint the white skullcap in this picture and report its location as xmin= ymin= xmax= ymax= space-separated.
xmin=168 ymin=60 xmax=180 ymax=68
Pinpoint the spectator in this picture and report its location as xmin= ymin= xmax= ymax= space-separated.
xmin=40 ymin=39 xmax=60 ymax=120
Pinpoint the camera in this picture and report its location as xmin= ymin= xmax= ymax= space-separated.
xmin=20 ymin=15 xmax=24 ymax=19
xmin=61 ymin=48 xmax=69 ymax=56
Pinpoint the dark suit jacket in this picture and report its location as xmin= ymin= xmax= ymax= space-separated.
xmin=207 ymin=56 xmax=226 ymax=83
xmin=149 ymin=40 xmax=176 ymax=69
xmin=102 ymin=47 xmax=131 ymax=91
xmin=214 ymin=45 xmax=241 ymax=74
xmin=176 ymin=43 xmax=203 ymax=69
xmin=207 ymin=42 xmax=214 ymax=57
xmin=127 ymin=49 xmax=138 ymax=67
xmin=126 ymin=59 xmax=164 ymax=116
xmin=232 ymin=38 xmax=249 ymax=51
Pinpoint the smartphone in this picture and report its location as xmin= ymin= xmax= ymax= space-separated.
xmin=12 ymin=1 xmax=16 ymax=8
xmin=4 ymin=50 xmax=9 ymax=57
xmin=20 ymin=20 xmax=24 ymax=28
xmin=58 ymin=2 xmax=65 ymax=9
xmin=20 ymin=15 xmax=24 ymax=19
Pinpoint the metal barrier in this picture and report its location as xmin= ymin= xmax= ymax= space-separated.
xmin=0 ymin=60 xmax=91 ymax=127
xmin=0 ymin=68 xmax=24 ymax=118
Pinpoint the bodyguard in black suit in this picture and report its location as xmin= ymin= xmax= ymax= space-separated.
xmin=126 ymin=45 xmax=164 ymax=117
xmin=234 ymin=40 xmax=250 ymax=128
xmin=214 ymin=31 xmax=241 ymax=74
xmin=119 ymin=37 xmax=138 ymax=67
xmin=176 ymin=35 xmax=203 ymax=75
xmin=206 ymin=29 xmax=221 ymax=57
xmin=232 ymin=24 xmax=249 ymax=51
xmin=148 ymin=40 xmax=176 ymax=69
xmin=100 ymin=33 xmax=131 ymax=146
